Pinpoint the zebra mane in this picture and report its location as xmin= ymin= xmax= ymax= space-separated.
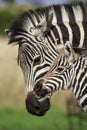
xmin=6 ymin=2 xmax=87 ymax=45
xmin=6 ymin=6 xmax=53 ymax=44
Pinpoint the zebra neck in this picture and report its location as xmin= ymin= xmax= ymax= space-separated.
xmin=53 ymin=3 xmax=87 ymax=48
xmin=70 ymin=58 xmax=87 ymax=103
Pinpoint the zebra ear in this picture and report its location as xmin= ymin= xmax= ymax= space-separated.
xmin=31 ymin=12 xmax=53 ymax=37
xmin=5 ymin=29 xmax=18 ymax=44
xmin=64 ymin=41 xmax=74 ymax=63
xmin=5 ymin=29 xmax=12 ymax=37
xmin=39 ymin=11 xmax=53 ymax=32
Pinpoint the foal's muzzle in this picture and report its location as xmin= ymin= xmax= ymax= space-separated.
xmin=25 ymin=91 xmax=50 ymax=116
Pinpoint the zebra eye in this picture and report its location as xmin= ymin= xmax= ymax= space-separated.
xmin=56 ymin=67 xmax=64 ymax=73
xmin=30 ymin=27 xmax=35 ymax=33
xmin=33 ymin=55 xmax=41 ymax=65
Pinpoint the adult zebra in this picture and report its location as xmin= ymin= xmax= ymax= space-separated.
xmin=5 ymin=2 xmax=87 ymax=116
xmin=41 ymin=41 xmax=87 ymax=112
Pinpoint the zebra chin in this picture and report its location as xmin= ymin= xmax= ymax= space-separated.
xmin=25 ymin=91 xmax=50 ymax=116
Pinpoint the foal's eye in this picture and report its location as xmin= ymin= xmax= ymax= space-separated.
xmin=33 ymin=55 xmax=41 ymax=65
xmin=56 ymin=67 xmax=64 ymax=73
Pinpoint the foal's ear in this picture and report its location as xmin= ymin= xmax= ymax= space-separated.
xmin=64 ymin=41 xmax=74 ymax=63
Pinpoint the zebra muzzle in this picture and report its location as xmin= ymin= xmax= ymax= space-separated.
xmin=25 ymin=91 xmax=50 ymax=116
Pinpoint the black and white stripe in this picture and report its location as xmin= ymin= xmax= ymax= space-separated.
xmin=6 ymin=2 xmax=87 ymax=95
xmin=43 ymin=41 xmax=87 ymax=111
xmin=7 ymin=2 xmax=87 ymax=47
xmin=53 ymin=3 xmax=87 ymax=48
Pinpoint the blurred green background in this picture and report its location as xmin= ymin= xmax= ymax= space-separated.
xmin=0 ymin=0 xmax=87 ymax=130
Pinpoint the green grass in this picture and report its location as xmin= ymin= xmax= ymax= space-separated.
xmin=0 ymin=107 xmax=87 ymax=130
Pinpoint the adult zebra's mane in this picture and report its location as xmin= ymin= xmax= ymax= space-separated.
xmin=7 ymin=2 xmax=87 ymax=48
xmin=7 ymin=6 xmax=52 ymax=44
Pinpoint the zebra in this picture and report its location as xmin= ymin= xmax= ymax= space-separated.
xmin=5 ymin=2 xmax=87 ymax=116
xmin=40 ymin=41 xmax=87 ymax=113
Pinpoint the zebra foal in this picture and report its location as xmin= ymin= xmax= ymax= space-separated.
xmin=5 ymin=2 xmax=87 ymax=116
xmin=42 ymin=41 xmax=87 ymax=112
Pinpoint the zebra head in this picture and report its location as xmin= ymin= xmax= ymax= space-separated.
xmin=42 ymin=41 xmax=76 ymax=91
xmin=5 ymin=8 xmax=58 ymax=116
xmin=42 ymin=41 xmax=87 ymax=111
xmin=35 ymin=41 xmax=76 ymax=111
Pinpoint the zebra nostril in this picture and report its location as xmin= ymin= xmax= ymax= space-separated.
xmin=34 ymin=79 xmax=44 ymax=92
xmin=35 ymin=105 xmax=40 ymax=111
xmin=34 ymin=82 xmax=42 ymax=92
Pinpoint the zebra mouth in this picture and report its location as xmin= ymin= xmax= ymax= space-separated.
xmin=25 ymin=91 xmax=50 ymax=116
